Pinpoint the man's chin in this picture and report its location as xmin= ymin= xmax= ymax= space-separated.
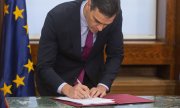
xmin=90 ymin=28 xmax=98 ymax=33
xmin=91 ymin=30 xmax=98 ymax=33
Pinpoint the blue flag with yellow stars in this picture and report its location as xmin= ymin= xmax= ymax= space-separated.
xmin=0 ymin=0 xmax=35 ymax=107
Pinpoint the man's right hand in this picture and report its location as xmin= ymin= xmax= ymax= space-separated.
xmin=61 ymin=83 xmax=90 ymax=99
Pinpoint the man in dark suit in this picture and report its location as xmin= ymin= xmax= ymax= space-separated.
xmin=36 ymin=0 xmax=124 ymax=99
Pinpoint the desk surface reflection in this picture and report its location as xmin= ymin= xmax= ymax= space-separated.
xmin=6 ymin=96 xmax=180 ymax=108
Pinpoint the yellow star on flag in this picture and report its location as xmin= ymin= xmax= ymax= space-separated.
xmin=0 ymin=83 xmax=12 ymax=96
xmin=4 ymin=4 xmax=9 ymax=15
xmin=27 ymin=45 xmax=31 ymax=54
xmin=24 ymin=59 xmax=34 ymax=73
xmin=23 ymin=25 xmax=29 ymax=34
xmin=13 ymin=75 xmax=25 ymax=88
xmin=13 ymin=6 xmax=24 ymax=20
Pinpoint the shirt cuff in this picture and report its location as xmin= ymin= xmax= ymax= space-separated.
xmin=98 ymin=83 xmax=109 ymax=92
xmin=57 ymin=82 xmax=67 ymax=94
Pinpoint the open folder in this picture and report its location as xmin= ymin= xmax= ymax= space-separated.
xmin=53 ymin=94 xmax=154 ymax=107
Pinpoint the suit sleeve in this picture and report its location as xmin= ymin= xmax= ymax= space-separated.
xmin=99 ymin=11 xmax=124 ymax=89
xmin=36 ymin=12 xmax=65 ymax=93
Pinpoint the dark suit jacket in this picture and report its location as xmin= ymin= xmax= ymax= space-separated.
xmin=36 ymin=0 xmax=124 ymax=96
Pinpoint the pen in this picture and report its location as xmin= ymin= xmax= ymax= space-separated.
xmin=77 ymin=79 xmax=82 ymax=85
xmin=77 ymin=79 xmax=91 ymax=98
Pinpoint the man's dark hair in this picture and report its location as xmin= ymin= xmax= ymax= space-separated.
xmin=90 ymin=0 xmax=120 ymax=17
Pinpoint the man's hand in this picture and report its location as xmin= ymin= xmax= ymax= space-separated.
xmin=61 ymin=84 xmax=90 ymax=99
xmin=90 ymin=85 xmax=107 ymax=98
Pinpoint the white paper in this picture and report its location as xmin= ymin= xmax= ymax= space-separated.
xmin=55 ymin=97 xmax=115 ymax=105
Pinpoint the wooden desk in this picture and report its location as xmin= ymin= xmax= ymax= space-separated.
xmin=6 ymin=96 xmax=180 ymax=108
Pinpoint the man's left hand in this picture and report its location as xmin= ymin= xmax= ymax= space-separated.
xmin=90 ymin=85 xmax=107 ymax=98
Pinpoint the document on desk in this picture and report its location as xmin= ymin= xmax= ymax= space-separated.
xmin=54 ymin=97 xmax=115 ymax=105
xmin=53 ymin=94 xmax=154 ymax=107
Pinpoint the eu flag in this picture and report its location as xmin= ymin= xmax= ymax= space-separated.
xmin=0 ymin=0 xmax=35 ymax=107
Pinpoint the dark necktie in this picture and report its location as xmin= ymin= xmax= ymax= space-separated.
xmin=76 ymin=30 xmax=93 ymax=83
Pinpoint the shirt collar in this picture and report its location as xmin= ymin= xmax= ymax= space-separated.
xmin=80 ymin=1 xmax=88 ymax=27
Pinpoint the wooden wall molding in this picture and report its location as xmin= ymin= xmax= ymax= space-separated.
xmin=123 ymin=41 xmax=173 ymax=65
xmin=31 ymin=41 xmax=174 ymax=65
xmin=111 ymin=77 xmax=179 ymax=95
xmin=175 ymin=0 xmax=180 ymax=79
xmin=30 ymin=40 xmax=175 ymax=79
xmin=165 ymin=0 xmax=176 ymax=45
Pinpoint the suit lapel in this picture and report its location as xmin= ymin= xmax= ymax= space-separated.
xmin=70 ymin=1 xmax=82 ymax=60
